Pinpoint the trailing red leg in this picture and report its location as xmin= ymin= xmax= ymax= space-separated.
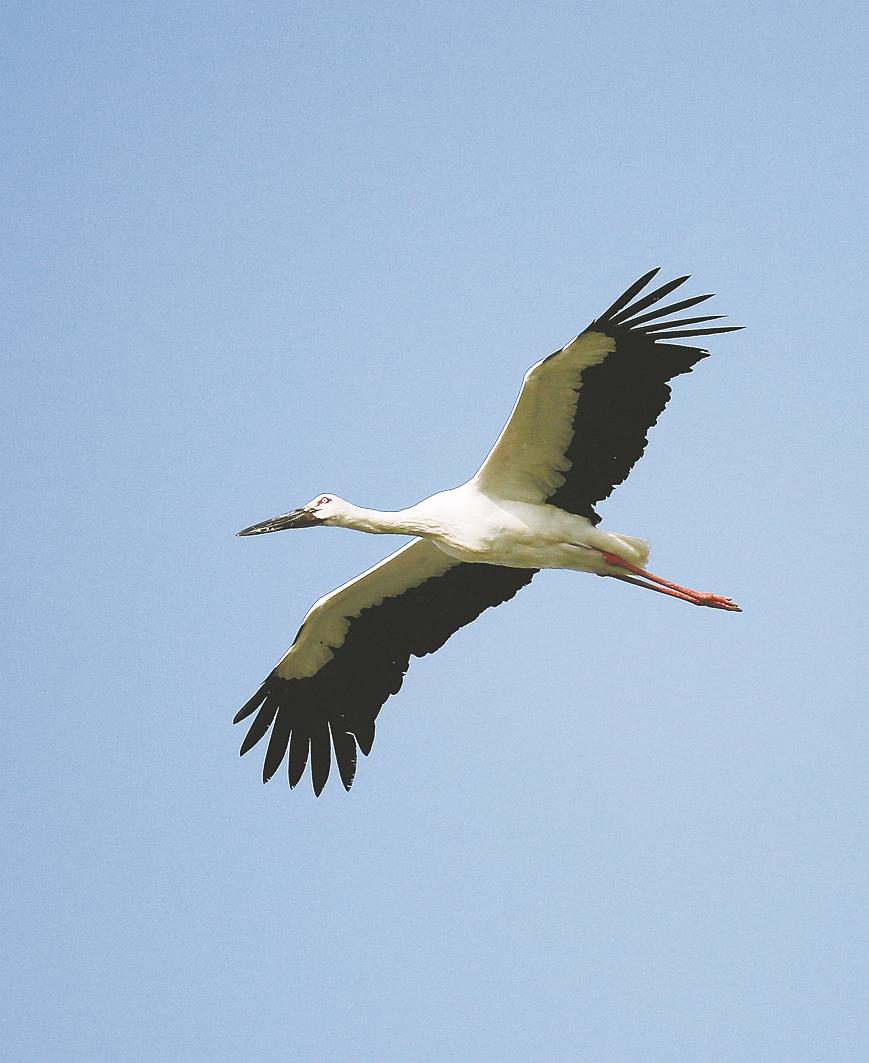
xmin=599 ymin=552 xmax=741 ymax=612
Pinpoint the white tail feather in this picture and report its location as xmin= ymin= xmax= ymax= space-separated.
xmin=610 ymin=534 xmax=650 ymax=566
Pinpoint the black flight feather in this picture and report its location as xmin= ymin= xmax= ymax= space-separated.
xmin=609 ymin=275 xmax=690 ymax=324
xmin=622 ymin=292 xmax=714 ymax=326
xmin=640 ymin=314 xmax=725 ymax=333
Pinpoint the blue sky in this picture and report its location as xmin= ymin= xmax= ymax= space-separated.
xmin=4 ymin=2 xmax=868 ymax=1060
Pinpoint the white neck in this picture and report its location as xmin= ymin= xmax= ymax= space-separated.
xmin=337 ymin=504 xmax=440 ymax=538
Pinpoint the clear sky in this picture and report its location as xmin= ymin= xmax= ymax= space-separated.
xmin=4 ymin=2 xmax=868 ymax=1060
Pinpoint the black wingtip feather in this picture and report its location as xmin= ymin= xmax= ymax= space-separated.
xmin=288 ymin=730 xmax=309 ymax=789
xmin=608 ymin=275 xmax=690 ymax=325
xmin=233 ymin=680 xmax=270 ymax=724
xmin=262 ymin=706 xmax=292 ymax=783
xmin=331 ymin=725 xmax=358 ymax=791
xmin=596 ymin=267 xmax=661 ymax=321
xmin=310 ymin=717 xmax=331 ymax=796
xmin=239 ymin=699 xmax=278 ymax=756
xmin=354 ymin=719 xmax=376 ymax=756
xmin=621 ymin=292 xmax=714 ymax=327
xmin=652 ymin=325 xmax=743 ymax=338
xmin=591 ymin=272 xmax=742 ymax=343
xmin=640 ymin=314 xmax=726 ymax=333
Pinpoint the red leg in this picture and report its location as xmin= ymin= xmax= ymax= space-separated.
xmin=606 ymin=572 xmax=701 ymax=604
xmin=600 ymin=552 xmax=741 ymax=612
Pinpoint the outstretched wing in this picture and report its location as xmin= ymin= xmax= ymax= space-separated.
xmin=235 ymin=539 xmax=536 ymax=794
xmin=472 ymin=268 xmax=741 ymax=524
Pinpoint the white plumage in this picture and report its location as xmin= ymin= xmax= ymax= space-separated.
xmin=235 ymin=268 xmax=742 ymax=794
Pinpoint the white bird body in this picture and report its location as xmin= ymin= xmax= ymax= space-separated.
xmin=235 ymin=269 xmax=742 ymax=794
xmin=316 ymin=489 xmax=646 ymax=571
xmin=273 ymin=491 xmax=648 ymax=684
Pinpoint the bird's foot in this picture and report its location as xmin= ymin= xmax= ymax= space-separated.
xmin=690 ymin=592 xmax=742 ymax=612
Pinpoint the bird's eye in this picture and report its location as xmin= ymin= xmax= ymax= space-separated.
xmin=318 ymin=496 xmax=331 ymax=505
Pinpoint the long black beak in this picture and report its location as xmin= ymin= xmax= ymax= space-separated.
xmin=237 ymin=508 xmax=321 ymax=536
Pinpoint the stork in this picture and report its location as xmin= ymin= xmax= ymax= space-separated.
xmin=235 ymin=268 xmax=742 ymax=795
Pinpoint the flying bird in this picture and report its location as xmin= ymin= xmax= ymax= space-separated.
xmin=235 ymin=268 xmax=742 ymax=795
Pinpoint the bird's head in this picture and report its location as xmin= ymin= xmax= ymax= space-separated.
xmin=237 ymin=494 xmax=350 ymax=536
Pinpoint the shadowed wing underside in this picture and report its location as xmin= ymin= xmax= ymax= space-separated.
xmin=473 ymin=268 xmax=741 ymax=524
xmin=235 ymin=539 xmax=535 ymax=793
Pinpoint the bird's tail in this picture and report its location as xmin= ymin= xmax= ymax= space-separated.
xmin=609 ymin=534 xmax=650 ymax=567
